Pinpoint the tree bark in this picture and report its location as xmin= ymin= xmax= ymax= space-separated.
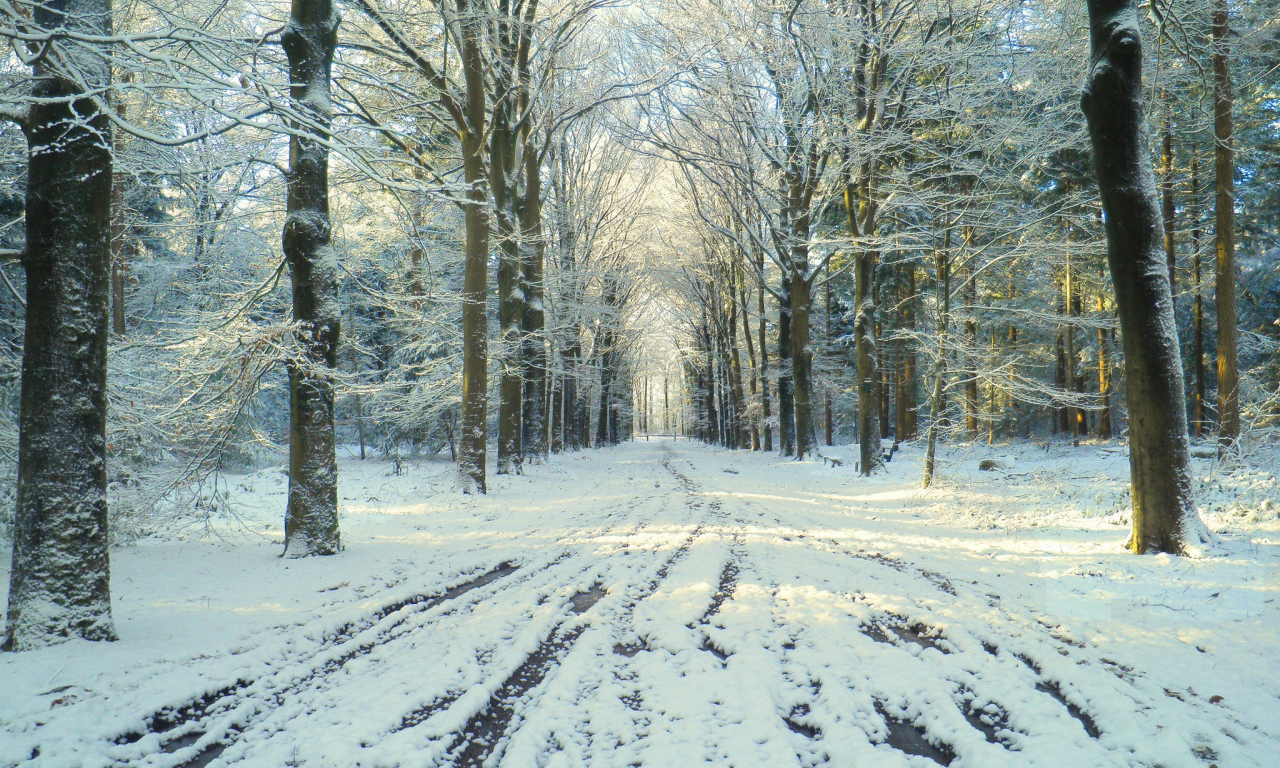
xmin=110 ymin=92 xmax=127 ymax=337
xmin=739 ymin=270 xmax=760 ymax=450
xmin=777 ymin=272 xmax=795 ymax=455
xmin=855 ymin=246 xmax=879 ymax=473
xmin=520 ymin=142 xmax=547 ymax=461
xmin=728 ymin=278 xmax=749 ymax=448
xmin=1066 ymin=256 xmax=1080 ymax=446
xmin=1212 ymin=0 xmax=1239 ymax=451
xmin=902 ymin=265 xmax=918 ymax=439
xmin=790 ymin=270 xmax=815 ymax=459
xmin=1097 ymin=286 xmax=1113 ymax=439
xmin=922 ymin=227 xmax=950 ymax=489
xmin=824 ymin=271 xmax=833 ymax=447
xmin=846 ymin=182 xmax=879 ymax=472
xmin=758 ymin=251 xmax=772 ymax=452
xmin=1161 ymin=113 xmax=1176 ymax=297
xmin=1082 ymin=0 xmax=1201 ymax=554
xmin=1191 ymin=158 xmax=1206 ymax=438
xmin=4 ymin=0 xmax=118 ymax=651
xmin=457 ymin=0 xmax=490 ymax=492
xmin=494 ymin=101 xmax=523 ymax=474
xmin=789 ymin=193 xmax=816 ymax=458
xmin=963 ymin=240 xmax=978 ymax=441
xmin=281 ymin=0 xmax=341 ymax=557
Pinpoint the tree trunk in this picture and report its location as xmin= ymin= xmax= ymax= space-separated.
xmin=110 ymin=92 xmax=127 ymax=337
xmin=494 ymin=102 xmax=522 ymax=474
xmin=1212 ymin=0 xmax=1239 ymax=451
xmin=1082 ymin=0 xmax=1201 ymax=554
xmin=4 ymin=0 xmax=118 ymax=651
xmin=1066 ymin=256 xmax=1080 ymax=447
xmin=1055 ymin=281 xmax=1068 ymax=435
xmin=281 ymin=0 xmax=341 ymax=557
xmin=520 ymin=144 xmax=547 ymax=461
xmin=1191 ymin=158 xmax=1205 ymax=438
xmin=457 ymin=0 xmax=490 ymax=492
xmin=1097 ymin=287 xmax=1113 ymax=439
xmin=739 ymin=271 xmax=760 ymax=450
xmin=791 ymin=271 xmax=815 ymax=459
xmin=728 ymin=281 xmax=749 ymax=448
xmin=789 ymin=192 xmax=816 ymax=459
xmin=922 ymin=229 xmax=950 ymax=489
xmin=758 ymin=252 xmax=772 ymax=451
xmin=902 ymin=266 xmax=918 ymax=439
xmin=778 ymin=272 xmax=795 ymax=455
xmin=846 ymin=182 xmax=879 ymax=472
xmin=824 ymin=272 xmax=833 ymax=447
xmin=1161 ymin=113 xmax=1176 ymax=298
xmin=855 ymin=248 xmax=879 ymax=473
xmin=963 ymin=243 xmax=978 ymax=441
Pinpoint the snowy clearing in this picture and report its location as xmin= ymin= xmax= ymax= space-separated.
xmin=2 ymin=439 xmax=1278 ymax=768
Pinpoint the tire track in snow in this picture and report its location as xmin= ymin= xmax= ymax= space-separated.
xmin=706 ymin=463 xmax=1268 ymax=766
xmin=669 ymin=450 xmax=1110 ymax=766
xmin=169 ymin=451 xmax=689 ymax=767
xmin=705 ymin=492 xmax=1171 ymax=763
xmin=146 ymin=557 xmax=557 ymax=767
xmin=442 ymin=530 xmax=703 ymax=767
xmin=689 ymin=462 xmax=1243 ymax=768
xmin=103 ymin=473 xmax=672 ymax=768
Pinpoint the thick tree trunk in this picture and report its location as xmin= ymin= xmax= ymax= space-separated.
xmin=520 ymin=148 xmax=547 ymax=461
xmin=1212 ymin=0 xmax=1239 ymax=451
xmin=457 ymin=0 xmax=489 ymax=492
xmin=855 ymin=249 xmax=879 ymax=473
xmin=789 ymin=194 xmax=816 ymax=459
xmin=791 ymin=272 xmax=815 ymax=459
xmin=494 ymin=104 xmax=522 ymax=475
xmin=1082 ymin=0 xmax=1201 ymax=554
xmin=281 ymin=0 xmax=341 ymax=557
xmin=846 ymin=182 xmax=879 ymax=471
xmin=5 ymin=0 xmax=118 ymax=651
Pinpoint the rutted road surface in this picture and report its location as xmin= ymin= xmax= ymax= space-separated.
xmin=3 ymin=440 xmax=1277 ymax=768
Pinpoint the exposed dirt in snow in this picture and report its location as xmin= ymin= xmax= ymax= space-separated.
xmin=2 ymin=439 xmax=1277 ymax=767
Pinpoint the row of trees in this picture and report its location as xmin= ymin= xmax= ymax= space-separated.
xmin=643 ymin=0 xmax=1277 ymax=549
xmin=1 ymin=0 xmax=1277 ymax=651
xmin=0 ymin=0 xmax=656 ymax=650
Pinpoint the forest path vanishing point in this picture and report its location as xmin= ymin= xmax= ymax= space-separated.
xmin=2 ymin=439 xmax=1278 ymax=768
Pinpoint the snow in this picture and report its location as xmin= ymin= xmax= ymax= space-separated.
xmin=2 ymin=438 xmax=1278 ymax=767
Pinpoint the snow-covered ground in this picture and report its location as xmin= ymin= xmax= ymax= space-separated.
xmin=2 ymin=438 xmax=1277 ymax=768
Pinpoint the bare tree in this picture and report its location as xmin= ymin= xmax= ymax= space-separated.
xmin=3 ymin=0 xmax=118 ymax=650
xmin=1081 ymin=0 xmax=1204 ymax=553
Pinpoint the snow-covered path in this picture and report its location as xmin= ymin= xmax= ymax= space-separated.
xmin=2 ymin=439 xmax=1278 ymax=768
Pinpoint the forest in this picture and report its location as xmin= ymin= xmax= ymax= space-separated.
xmin=1 ymin=0 xmax=1278 ymax=765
